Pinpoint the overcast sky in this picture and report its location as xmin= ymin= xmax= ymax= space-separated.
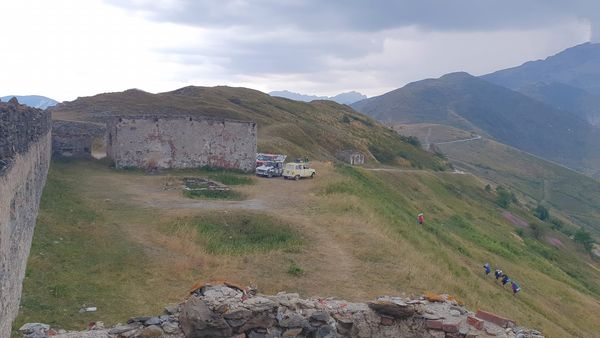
xmin=1 ymin=0 xmax=597 ymax=102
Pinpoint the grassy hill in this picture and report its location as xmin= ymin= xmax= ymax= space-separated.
xmin=14 ymin=86 xmax=600 ymax=337
xmin=397 ymin=123 xmax=600 ymax=237
xmin=14 ymin=158 xmax=600 ymax=337
xmin=51 ymin=86 xmax=445 ymax=170
xmin=352 ymin=72 xmax=600 ymax=176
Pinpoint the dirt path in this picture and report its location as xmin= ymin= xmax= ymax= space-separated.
xmin=95 ymin=162 xmax=357 ymax=287
xmin=434 ymin=134 xmax=482 ymax=145
xmin=541 ymin=179 xmax=551 ymax=204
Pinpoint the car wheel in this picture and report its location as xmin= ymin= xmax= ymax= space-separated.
xmin=268 ymin=172 xmax=273 ymax=178
xmin=294 ymin=175 xmax=300 ymax=181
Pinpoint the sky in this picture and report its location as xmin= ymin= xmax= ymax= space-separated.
xmin=0 ymin=0 xmax=597 ymax=102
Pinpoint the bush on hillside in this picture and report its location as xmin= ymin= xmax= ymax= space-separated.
xmin=495 ymin=186 xmax=513 ymax=208
xmin=530 ymin=223 xmax=545 ymax=240
xmin=574 ymin=229 xmax=594 ymax=252
xmin=534 ymin=205 xmax=550 ymax=221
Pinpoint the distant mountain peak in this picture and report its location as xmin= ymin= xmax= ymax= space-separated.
xmin=0 ymin=95 xmax=58 ymax=109
xmin=269 ymin=90 xmax=367 ymax=104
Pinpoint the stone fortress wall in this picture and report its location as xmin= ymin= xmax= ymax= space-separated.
xmin=52 ymin=120 xmax=106 ymax=158
xmin=106 ymin=115 xmax=257 ymax=171
xmin=0 ymin=99 xmax=51 ymax=338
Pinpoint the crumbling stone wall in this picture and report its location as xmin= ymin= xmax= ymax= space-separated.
xmin=106 ymin=116 xmax=257 ymax=171
xmin=52 ymin=120 xmax=105 ymax=158
xmin=0 ymin=98 xmax=51 ymax=338
xmin=32 ymin=284 xmax=545 ymax=338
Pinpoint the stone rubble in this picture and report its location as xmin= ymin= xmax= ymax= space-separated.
xmin=19 ymin=284 xmax=545 ymax=338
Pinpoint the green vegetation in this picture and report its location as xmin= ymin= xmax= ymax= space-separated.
xmin=534 ymin=205 xmax=550 ymax=221
xmin=495 ymin=186 xmax=516 ymax=208
xmin=14 ymin=161 xmax=153 ymax=331
xmin=319 ymin=164 xmax=600 ymax=336
xmin=287 ymin=261 xmax=305 ymax=276
xmin=179 ymin=213 xmax=302 ymax=255
xmin=574 ymin=229 xmax=594 ymax=252
xmin=435 ymin=134 xmax=600 ymax=237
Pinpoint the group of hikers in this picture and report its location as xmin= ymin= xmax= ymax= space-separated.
xmin=483 ymin=263 xmax=521 ymax=295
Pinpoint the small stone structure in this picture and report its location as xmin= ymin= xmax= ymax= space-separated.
xmin=336 ymin=150 xmax=365 ymax=165
xmin=106 ymin=115 xmax=257 ymax=171
xmin=25 ymin=284 xmax=545 ymax=338
xmin=0 ymin=98 xmax=51 ymax=338
xmin=52 ymin=120 xmax=106 ymax=158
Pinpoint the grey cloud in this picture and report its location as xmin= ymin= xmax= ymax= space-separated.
xmin=161 ymin=29 xmax=385 ymax=75
xmin=103 ymin=0 xmax=597 ymax=96
xmin=106 ymin=0 xmax=598 ymax=32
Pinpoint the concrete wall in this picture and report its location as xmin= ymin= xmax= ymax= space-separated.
xmin=107 ymin=116 xmax=257 ymax=171
xmin=337 ymin=150 xmax=365 ymax=165
xmin=0 ymin=99 xmax=51 ymax=338
xmin=52 ymin=120 xmax=105 ymax=158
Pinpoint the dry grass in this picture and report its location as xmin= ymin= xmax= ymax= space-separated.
xmin=14 ymin=159 xmax=600 ymax=337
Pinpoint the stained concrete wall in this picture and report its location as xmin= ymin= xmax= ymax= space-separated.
xmin=52 ymin=120 xmax=105 ymax=158
xmin=337 ymin=150 xmax=365 ymax=165
xmin=107 ymin=116 xmax=257 ymax=171
xmin=0 ymin=99 xmax=51 ymax=338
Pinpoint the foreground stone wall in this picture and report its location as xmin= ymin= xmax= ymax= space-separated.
xmin=52 ymin=120 xmax=105 ymax=158
xmin=0 ymin=99 xmax=51 ymax=338
xmin=28 ymin=284 xmax=544 ymax=338
xmin=106 ymin=116 xmax=257 ymax=171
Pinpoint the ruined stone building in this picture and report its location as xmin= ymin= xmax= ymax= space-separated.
xmin=336 ymin=149 xmax=365 ymax=165
xmin=52 ymin=120 xmax=106 ymax=158
xmin=0 ymin=98 xmax=51 ymax=337
xmin=106 ymin=115 xmax=257 ymax=171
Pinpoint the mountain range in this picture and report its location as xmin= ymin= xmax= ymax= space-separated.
xmin=352 ymin=43 xmax=600 ymax=178
xmin=482 ymin=42 xmax=600 ymax=127
xmin=1 ymin=95 xmax=58 ymax=109
xmin=269 ymin=90 xmax=367 ymax=104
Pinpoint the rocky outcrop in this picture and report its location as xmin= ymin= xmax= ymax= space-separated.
xmin=0 ymin=98 xmax=51 ymax=338
xmin=28 ymin=284 xmax=545 ymax=338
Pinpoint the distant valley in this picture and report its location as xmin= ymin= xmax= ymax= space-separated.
xmin=269 ymin=90 xmax=367 ymax=104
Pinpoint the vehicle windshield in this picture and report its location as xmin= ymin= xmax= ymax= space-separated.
xmin=257 ymin=154 xmax=276 ymax=161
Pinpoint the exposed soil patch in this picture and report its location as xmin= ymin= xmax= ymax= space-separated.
xmin=502 ymin=211 xmax=529 ymax=228
xmin=546 ymin=236 xmax=564 ymax=248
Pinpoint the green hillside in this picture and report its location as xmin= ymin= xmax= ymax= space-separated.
xmin=15 ymin=157 xmax=600 ymax=337
xmin=14 ymin=85 xmax=598 ymax=337
xmin=397 ymin=123 xmax=600 ymax=237
xmin=51 ymin=86 xmax=445 ymax=170
xmin=352 ymin=72 xmax=600 ymax=176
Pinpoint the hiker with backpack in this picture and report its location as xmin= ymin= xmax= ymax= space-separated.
xmin=501 ymin=274 xmax=511 ymax=286
xmin=511 ymin=281 xmax=521 ymax=295
xmin=483 ymin=263 xmax=491 ymax=275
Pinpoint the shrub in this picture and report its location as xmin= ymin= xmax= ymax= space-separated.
xmin=574 ymin=229 xmax=594 ymax=252
xmin=496 ymin=186 xmax=512 ymax=208
xmin=287 ymin=262 xmax=304 ymax=276
xmin=534 ymin=205 xmax=549 ymax=221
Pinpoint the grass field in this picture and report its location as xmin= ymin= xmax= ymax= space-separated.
xmin=13 ymin=158 xmax=600 ymax=337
